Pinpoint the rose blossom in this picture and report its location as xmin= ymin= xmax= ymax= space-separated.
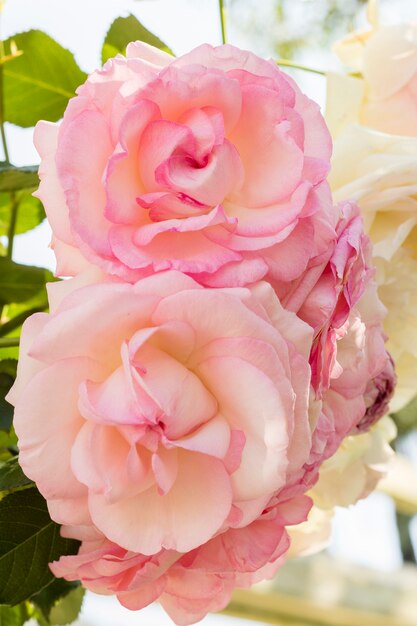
xmin=289 ymin=416 xmax=396 ymax=557
xmin=287 ymin=506 xmax=334 ymax=558
xmin=316 ymin=283 xmax=394 ymax=454
xmin=8 ymin=269 xmax=317 ymax=624
xmin=51 ymin=495 xmax=308 ymax=626
xmin=311 ymin=415 xmax=396 ymax=511
xmin=282 ymin=202 xmax=396 ymax=558
xmin=276 ymin=201 xmax=394 ymax=465
xmin=34 ymin=42 xmax=334 ymax=287
xmin=329 ymin=124 xmax=417 ymax=412
xmin=327 ymin=9 xmax=417 ymax=138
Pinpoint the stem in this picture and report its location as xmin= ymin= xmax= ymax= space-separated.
xmin=0 ymin=40 xmax=6 ymax=323
xmin=218 ymin=0 xmax=227 ymax=45
xmin=276 ymin=59 xmax=325 ymax=76
xmin=6 ymin=192 xmax=18 ymax=259
xmin=0 ymin=105 xmax=9 ymax=161
xmin=0 ymin=336 xmax=20 ymax=348
xmin=0 ymin=30 xmax=8 ymax=162
xmin=0 ymin=31 xmax=17 ymax=263
xmin=0 ymin=90 xmax=8 ymax=161
xmin=396 ymin=511 xmax=416 ymax=563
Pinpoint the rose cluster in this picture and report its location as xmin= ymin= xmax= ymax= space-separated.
xmin=8 ymin=43 xmax=394 ymax=625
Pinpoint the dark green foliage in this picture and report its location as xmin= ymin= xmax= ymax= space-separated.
xmin=0 ymin=488 xmax=80 ymax=606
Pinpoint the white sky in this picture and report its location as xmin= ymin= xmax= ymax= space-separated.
xmin=2 ymin=1 xmax=414 ymax=624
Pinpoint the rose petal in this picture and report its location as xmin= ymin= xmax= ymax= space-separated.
xmin=88 ymin=451 xmax=232 ymax=554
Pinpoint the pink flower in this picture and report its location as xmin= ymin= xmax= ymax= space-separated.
xmin=34 ymin=42 xmax=334 ymax=287
xmin=317 ymin=283 xmax=392 ymax=458
xmin=51 ymin=495 xmax=309 ymax=625
xmin=8 ymin=270 xmax=316 ymax=624
xmin=356 ymin=355 xmax=396 ymax=434
xmin=277 ymin=202 xmax=393 ymax=464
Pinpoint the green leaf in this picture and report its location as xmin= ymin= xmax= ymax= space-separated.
xmin=0 ymin=289 xmax=51 ymax=360
xmin=0 ymin=303 xmax=48 ymax=339
xmin=1 ymin=287 xmax=52 ymax=338
xmin=0 ymin=360 xmax=16 ymax=432
xmin=0 ymin=429 xmax=18 ymax=463
xmin=0 ymin=339 xmax=19 ymax=362
xmin=0 ymin=457 xmax=33 ymax=492
xmin=0 ymin=190 xmax=45 ymax=237
xmin=3 ymin=30 xmax=87 ymax=128
xmin=30 ymin=583 xmax=85 ymax=626
xmin=31 ymin=608 xmax=49 ymax=626
xmin=0 ymin=604 xmax=29 ymax=626
xmin=0 ymin=488 xmax=80 ymax=605
xmin=47 ymin=586 xmax=84 ymax=626
xmin=0 ymin=431 xmax=16 ymax=448
xmin=0 ymin=361 xmax=16 ymax=379
xmin=0 ymin=163 xmax=38 ymax=193
xmin=31 ymin=579 xmax=81 ymax=623
xmin=0 ymin=259 xmax=53 ymax=305
xmin=102 ymin=14 xmax=173 ymax=64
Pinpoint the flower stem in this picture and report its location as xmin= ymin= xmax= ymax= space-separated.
xmin=6 ymin=192 xmax=18 ymax=259
xmin=0 ymin=336 xmax=20 ymax=348
xmin=0 ymin=60 xmax=9 ymax=162
xmin=218 ymin=0 xmax=227 ymax=45
xmin=0 ymin=101 xmax=9 ymax=161
xmin=0 ymin=31 xmax=17 ymax=261
xmin=0 ymin=26 xmax=8 ymax=162
xmin=276 ymin=59 xmax=325 ymax=76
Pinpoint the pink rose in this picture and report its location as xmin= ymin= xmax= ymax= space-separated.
xmin=34 ymin=42 xmax=334 ymax=286
xmin=319 ymin=283 xmax=392 ymax=452
xmin=276 ymin=202 xmax=393 ymax=464
xmin=51 ymin=495 xmax=309 ymax=625
xmin=357 ymin=355 xmax=396 ymax=434
xmin=8 ymin=270 xmax=316 ymax=624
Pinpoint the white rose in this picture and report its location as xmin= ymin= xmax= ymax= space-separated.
xmin=329 ymin=124 xmax=417 ymax=412
xmin=327 ymin=4 xmax=417 ymax=138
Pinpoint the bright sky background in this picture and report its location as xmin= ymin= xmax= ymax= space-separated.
xmin=2 ymin=1 xmax=416 ymax=624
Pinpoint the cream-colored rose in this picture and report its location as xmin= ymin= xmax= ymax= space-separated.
xmin=329 ymin=124 xmax=417 ymax=412
xmin=310 ymin=416 xmax=396 ymax=510
xmin=288 ymin=506 xmax=334 ymax=558
xmin=289 ymin=416 xmax=396 ymax=556
xmin=327 ymin=2 xmax=417 ymax=138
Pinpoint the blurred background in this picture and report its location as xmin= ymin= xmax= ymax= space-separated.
xmin=2 ymin=1 xmax=417 ymax=624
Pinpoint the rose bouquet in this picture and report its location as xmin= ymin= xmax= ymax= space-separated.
xmin=0 ymin=2 xmax=412 ymax=625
